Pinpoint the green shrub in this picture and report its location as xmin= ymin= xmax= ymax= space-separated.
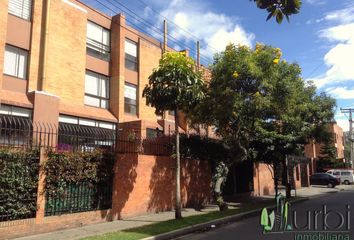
xmin=43 ymin=150 xmax=115 ymax=199
xmin=0 ymin=148 xmax=40 ymax=220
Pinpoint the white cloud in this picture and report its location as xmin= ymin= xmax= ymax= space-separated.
xmin=149 ymin=0 xmax=255 ymax=61
xmin=326 ymin=87 xmax=354 ymax=99
xmin=305 ymin=0 xmax=326 ymax=5
xmin=308 ymin=4 xmax=354 ymax=88
xmin=323 ymin=6 xmax=354 ymax=24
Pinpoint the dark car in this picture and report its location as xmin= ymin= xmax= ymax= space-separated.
xmin=310 ymin=173 xmax=341 ymax=188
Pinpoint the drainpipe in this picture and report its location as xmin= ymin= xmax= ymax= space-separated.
xmin=41 ymin=0 xmax=51 ymax=91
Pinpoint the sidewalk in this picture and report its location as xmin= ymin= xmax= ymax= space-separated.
xmin=278 ymin=185 xmax=352 ymax=198
xmin=14 ymin=206 xmax=223 ymax=240
xmin=15 ymin=185 xmax=352 ymax=240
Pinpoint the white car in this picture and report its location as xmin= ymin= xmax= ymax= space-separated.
xmin=327 ymin=169 xmax=354 ymax=185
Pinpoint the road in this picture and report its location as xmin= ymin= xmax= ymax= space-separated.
xmin=176 ymin=189 xmax=354 ymax=240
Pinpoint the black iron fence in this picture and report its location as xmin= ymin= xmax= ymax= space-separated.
xmin=45 ymin=179 xmax=113 ymax=216
xmin=0 ymin=115 xmax=116 ymax=151
xmin=0 ymin=115 xmax=116 ymax=222
xmin=117 ymin=135 xmax=173 ymax=156
xmin=0 ymin=113 xmax=177 ymax=223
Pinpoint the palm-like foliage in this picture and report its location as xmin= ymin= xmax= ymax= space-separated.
xmin=253 ymin=0 xmax=302 ymax=23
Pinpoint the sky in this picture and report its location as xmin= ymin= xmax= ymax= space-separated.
xmin=84 ymin=0 xmax=354 ymax=131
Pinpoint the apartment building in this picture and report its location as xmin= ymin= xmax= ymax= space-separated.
xmin=304 ymin=122 xmax=345 ymax=172
xmin=0 ymin=0 xmax=185 ymax=141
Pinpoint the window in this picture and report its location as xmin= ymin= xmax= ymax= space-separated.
xmin=86 ymin=21 xmax=110 ymax=60
xmin=125 ymin=39 xmax=138 ymax=71
xmin=4 ymin=45 xmax=28 ymax=79
xmin=59 ymin=115 xmax=116 ymax=130
xmin=0 ymin=105 xmax=32 ymax=146
xmin=341 ymin=172 xmax=351 ymax=176
xmin=124 ymin=83 xmax=137 ymax=115
xmin=84 ymin=71 xmax=109 ymax=109
xmin=8 ymin=0 xmax=32 ymax=20
xmin=58 ymin=115 xmax=116 ymax=151
xmin=0 ymin=104 xmax=32 ymax=118
xmin=146 ymin=128 xmax=157 ymax=139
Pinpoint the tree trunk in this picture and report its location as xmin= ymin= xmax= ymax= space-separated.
xmin=274 ymin=161 xmax=279 ymax=199
xmin=174 ymin=108 xmax=182 ymax=219
xmin=282 ymin=157 xmax=291 ymax=199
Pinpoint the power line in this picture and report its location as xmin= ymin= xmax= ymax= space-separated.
xmin=134 ymin=0 xmax=220 ymax=54
xmin=304 ymin=62 xmax=325 ymax=79
xmin=94 ymin=0 xmax=214 ymax=64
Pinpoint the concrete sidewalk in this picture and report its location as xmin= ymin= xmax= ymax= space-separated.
xmin=14 ymin=206 xmax=224 ymax=240
xmin=279 ymin=184 xmax=354 ymax=198
xmin=15 ymin=185 xmax=354 ymax=240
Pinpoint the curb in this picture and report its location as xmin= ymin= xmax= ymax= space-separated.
xmin=141 ymin=198 xmax=308 ymax=240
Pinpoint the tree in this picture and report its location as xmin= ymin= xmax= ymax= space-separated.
xmin=252 ymin=0 xmax=302 ymax=23
xmin=143 ymin=52 xmax=204 ymax=219
xmin=190 ymin=44 xmax=274 ymax=207
xmin=190 ymin=43 xmax=335 ymax=202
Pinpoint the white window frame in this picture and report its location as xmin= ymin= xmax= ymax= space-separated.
xmin=84 ymin=71 xmax=110 ymax=109
xmin=59 ymin=115 xmax=116 ymax=130
xmin=86 ymin=21 xmax=110 ymax=60
xmin=125 ymin=38 xmax=138 ymax=71
xmin=124 ymin=82 xmax=137 ymax=115
xmin=0 ymin=104 xmax=32 ymax=118
xmin=4 ymin=45 xmax=28 ymax=79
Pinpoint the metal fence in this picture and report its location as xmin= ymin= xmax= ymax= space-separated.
xmin=45 ymin=179 xmax=113 ymax=216
xmin=117 ymin=135 xmax=173 ymax=156
xmin=0 ymin=115 xmax=116 ymax=151
xmin=0 ymin=115 xmax=116 ymax=221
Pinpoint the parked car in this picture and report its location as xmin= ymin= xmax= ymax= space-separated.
xmin=310 ymin=173 xmax=341 ymax=188
xmin=326 ymin=169 xmax=354 ymax=185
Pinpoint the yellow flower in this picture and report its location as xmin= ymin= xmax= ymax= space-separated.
xmin=273 ymin=58 xmax=280 ymax=64
xmin=233 ymin=71 xmax=239 ymax=78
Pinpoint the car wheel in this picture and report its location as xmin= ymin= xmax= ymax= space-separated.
xmin=344 ymin=180 xmax=350 ymax=185
xmin=328 ymin=183 xmax=334 ymax=188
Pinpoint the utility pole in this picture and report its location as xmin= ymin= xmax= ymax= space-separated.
xmin=340 ymin=108 xmax=354 ymax=168
xmin=163 ymin=19 xmax=167 ymax=54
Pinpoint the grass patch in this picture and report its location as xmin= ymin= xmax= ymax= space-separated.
xmin=82 ymin=200 xmax=274 ymax=240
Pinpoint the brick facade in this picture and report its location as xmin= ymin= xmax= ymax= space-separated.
xmin=253 ymin=163 xmax=275 ymax=196
xmin=304 ymin=123 xmax=345 ymax=172
xmin=112 ymin=154 xmax=212 ymax=219
xmin=0 ymin=1 xmax=216 ymax=238
xmin=0 ymin=0 xmax=8 ymax=102
xmin=0 ymin=154 xmax=212 ymax=239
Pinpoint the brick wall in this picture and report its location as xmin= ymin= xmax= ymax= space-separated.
xmin=111 ymin=154 xmax=212 ymax=219
xmin=0 ymin=153 xmax=211 ymax=239
xmin=304 ymin=123 xmax=345 ymax=161
xmin=253 ymin=163 xmax=275 ymax=196
xmin=44 ymin=0 xmax=87 ymax=104
xmin=28 ymin=0 xmax=44 ymax=91
xmin=0 ymin=0 xmax=8 ymax=100
xmin=293 ymin=164 xmax=302 ymax=190
xmin=138 ymin=39 xmax=163 ymax=122
xmin=0 ymin=210 xmax=111 ymax=239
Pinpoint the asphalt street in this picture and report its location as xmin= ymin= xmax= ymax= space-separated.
xmin=175 ymin=188 xmax=354 ymax=240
